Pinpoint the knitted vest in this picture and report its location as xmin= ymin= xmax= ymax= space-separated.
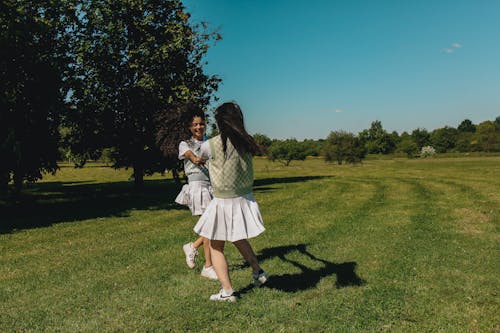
xmin=208 ymin=135 xmax=253 ymax=198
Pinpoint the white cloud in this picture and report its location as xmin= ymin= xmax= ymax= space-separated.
xmin=324 ymin=108 xmax=345 ymax=113
xmin=442 ymin=42 xmax=463 ymax=54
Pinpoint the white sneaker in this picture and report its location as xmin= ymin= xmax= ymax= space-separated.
xmin=182 ymin=243 xmax=197 ymax=269
xmin=200 ymin=266 xmax=218 ymax=280
xmin=252 ymin=270 xmax=269 ymax=287
xmin=209 ymin=289 xmax=237 ymax=302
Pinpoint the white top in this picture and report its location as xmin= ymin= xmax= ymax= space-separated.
xmin=178 ymin=138 xmax=204 ymax=160
xmin=178 ymin=138 xmax=209 ymax=182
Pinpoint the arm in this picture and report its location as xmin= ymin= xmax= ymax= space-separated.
xmin=178 ymin=141 xmax=205 ymax=165
xmin=183 ymin=150 xmax=205 ymax=166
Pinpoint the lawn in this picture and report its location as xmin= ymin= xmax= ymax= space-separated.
xmin=1 ymin=157 xmax=499 ymax=332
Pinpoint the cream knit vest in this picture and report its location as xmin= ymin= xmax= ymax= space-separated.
xmin=208 ymin=135 xmax=253 ymax=198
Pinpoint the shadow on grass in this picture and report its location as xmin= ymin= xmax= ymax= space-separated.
xmin=253 ymin=176 xmax=332 ymax=190
xmin=1 ymin=175 xmax=331 ymax=234
xmin=0 ymin=179 xmax=184 ymax=234
xmin=235 ymin=244 xmax=365 ymax=297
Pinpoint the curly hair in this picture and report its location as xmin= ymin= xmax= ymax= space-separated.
xmin=156 ymin=102 xmax=205 ymax=160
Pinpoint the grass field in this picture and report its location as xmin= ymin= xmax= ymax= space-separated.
xmin=1 ymin=157 xmax=499 ymax=332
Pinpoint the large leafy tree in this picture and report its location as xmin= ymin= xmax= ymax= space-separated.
xmin=358 ymin=120 xmax=396 ymax=154
xmin=268 ymin=139 xmax=307 ymax=166
xmin=457 ymin=119 xmax=476 ymax=133
xmin=68 ymin=0 xmax=220 ymax=188
xmin=475 ymin=121 xmax=498 ymax=152
xmin=495 ymin=116 xmax=500 ymax=131
xmin=253 ymin=133 xmax=272 ymax=156
xmin=0 ymin=0 xmax=76 ymax=192
xmin=456 ymin=119 xmax=476 ymax=152
xmin=411 ymin=128 xmax=431 ymax=150
xmin=430 ymin=126 xmax=458 ymax=153
xmin=396 ymin=132 xmax=418 ymax=158
xmin=323 ymin=131 xmax=366 ymax=165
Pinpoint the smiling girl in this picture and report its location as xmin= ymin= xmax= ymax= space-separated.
xmin=175 ymin=108 xmax=217 ymax=280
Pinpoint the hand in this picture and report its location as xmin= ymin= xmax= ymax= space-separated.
xmin=192 ymin=156 xmax=205 ymax=165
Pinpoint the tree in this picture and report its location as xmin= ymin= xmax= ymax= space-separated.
xmin=390 ymin=130 xmax=401 ymax=147
xmin=323 ymin=131 xmax=366 ymax=165
xmin=455 ymin=132 xmax=475 ymax=152
xmin=358 ymin=120 xmax=396 ymax=154
xmin=68 ymin=0 xmax=220 ymax=188
xmin=457 ymin=119 xmax=476 ymax=133
xmin=411 ymin=128 xmax=431 ymax=150
xmin=1 ymin=0 xmax=76 ymax=191
xmin=476 ymin=121 xmax=498 ymax=152
xmin=253 ymin=133 xmax=272 ymax=156
xmin=268 ymin=139 xmax=307 ymax=166
xmin=397 ymin=137 xmax=418 ymax=158
xmin=302 ymin=139 xmax=324 ymax=157
xmin=430 ymin=126 xmax=458 ymax=153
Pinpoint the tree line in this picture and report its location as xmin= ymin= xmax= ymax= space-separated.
xmin=1 ymin=0 xmax=219 ymax=192
xmin=255 ymin=117 xmax=500 ymax=166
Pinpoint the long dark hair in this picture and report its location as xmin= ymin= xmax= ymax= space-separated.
xmin=214 ymin=102 xmax=260 ymax=156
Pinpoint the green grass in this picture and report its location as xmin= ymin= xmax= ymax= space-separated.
xmin=1 ymin=157 xmax=499 ymax=332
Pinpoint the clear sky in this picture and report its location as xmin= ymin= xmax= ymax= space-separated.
xmin=183 ymin=0 xmax=500 ymax=140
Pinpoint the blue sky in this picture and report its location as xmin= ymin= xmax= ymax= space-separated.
xmin=183 ymin=0 xmax=500 ymax=139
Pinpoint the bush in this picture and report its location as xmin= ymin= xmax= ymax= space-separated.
xmin=420 ymin=146 xmax=436 ymax=158
xmin=397 ymin=138 xmax=418 ymax=158
xmin=268 ymin=139 xmax=308 ymax=166
xmin=323 ymin=131 xmax=366 ymax=165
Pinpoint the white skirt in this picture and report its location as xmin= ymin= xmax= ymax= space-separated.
xmin=193 ymin=193 xmax=265 ymax=242
xmin=175 ymin=180 xmax=213 ymax=216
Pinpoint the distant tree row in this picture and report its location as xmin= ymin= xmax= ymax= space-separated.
xmin=254 ymin=117 xmax=500 ymax=165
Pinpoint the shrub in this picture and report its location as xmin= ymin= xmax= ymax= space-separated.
xmin=323 ymin=131 xmax=366 ymax=165
xmin=420 ymin=146 xmax=436 ymax=158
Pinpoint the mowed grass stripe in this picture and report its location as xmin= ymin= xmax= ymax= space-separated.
xmin=378 ymin=176 xmax=499 ymax=332
xmin=315 ymin=177 xmax=420 ymax=330
xmin=245 ymin=176 xmax=420 ymax=331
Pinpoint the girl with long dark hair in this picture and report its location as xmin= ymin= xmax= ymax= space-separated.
xmin=194 ymin=102 xmax=268 ymax=302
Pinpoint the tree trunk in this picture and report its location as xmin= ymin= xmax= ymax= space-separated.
xmin=0 ymin=171 xmax=9 ymax=192
xmin=172 ymin=168 xmax=181 ymax=185
xmin=13 ymin=171 xmax=23 ymax=193
xmin=133 ymin=165 xmax=144 ymax=190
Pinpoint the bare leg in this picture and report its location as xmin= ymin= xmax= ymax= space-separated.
xmin=210 ymin=240 xmax=233 ymax=291
xmin=191 ymin=237 xmax=212 ymax=267
xmin=192 ymin=236 xmax=204 ymax=249
xmin=202 ymin=237 xmax=212 ymax=267
xmin=233 ymin=239 xmax=261 ymax=274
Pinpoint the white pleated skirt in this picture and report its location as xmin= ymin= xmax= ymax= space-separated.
xmin=193 ymin=193 xmax=265 ymax=242
xmin=175 ymin=180 xmax=213 ymax=216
